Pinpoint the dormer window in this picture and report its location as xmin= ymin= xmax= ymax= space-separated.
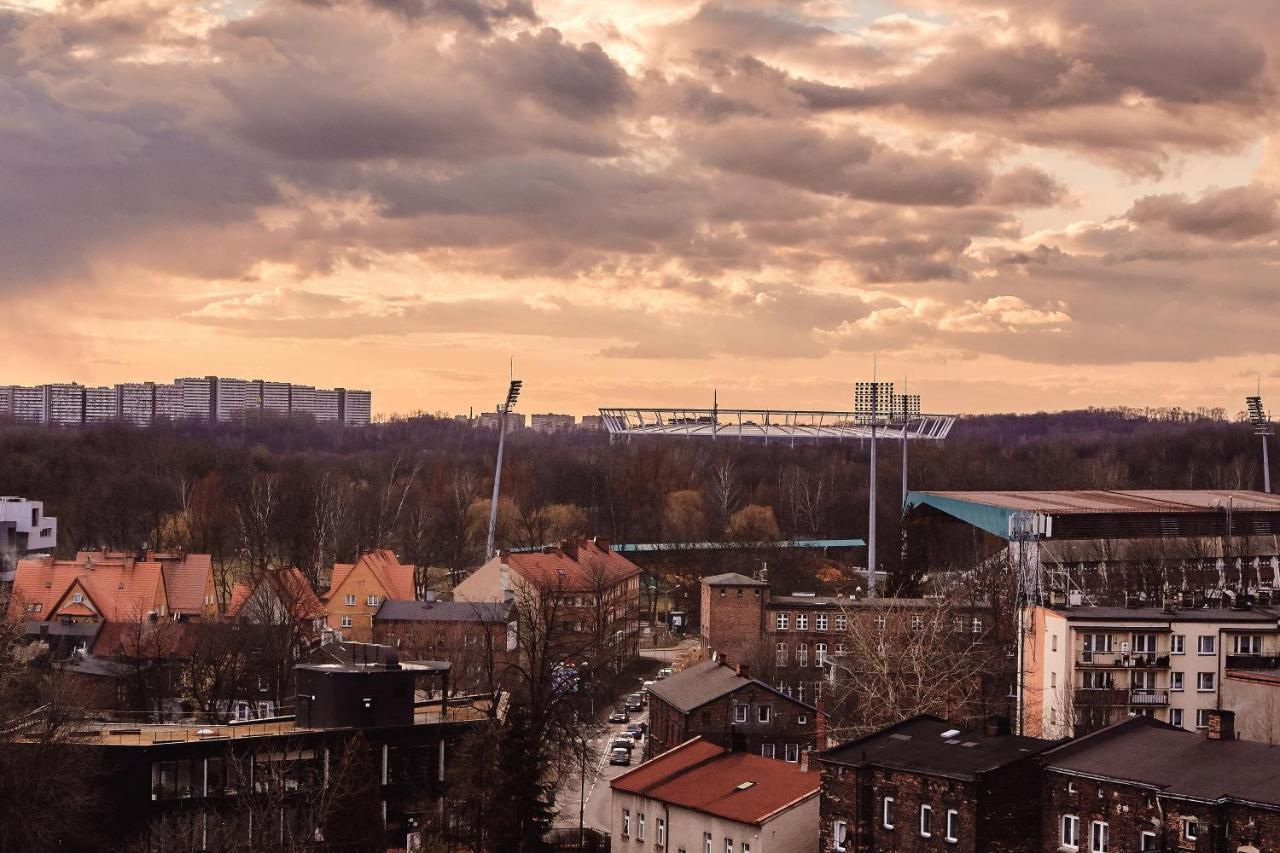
xmin=72 ymin=593 xmax=83 ymax=604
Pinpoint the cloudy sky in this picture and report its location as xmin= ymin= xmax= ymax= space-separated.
xmin=3 ymin=0 xmax=1279 ymax=416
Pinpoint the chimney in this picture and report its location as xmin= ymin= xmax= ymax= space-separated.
xmin=561 ymin=538 xmax=579 ymax=560
xmin=984 ymin=714 xmax=1011 ymax=737
xmin=735 ymin=663 xmax=749 ymax=679
xmin=800 ymin=748 xmax=811 ymax=773
xmin=1207 ymin=710 xmax=1236 ymax=741
xmin=592 ymin=536 xmax=611 ymax=552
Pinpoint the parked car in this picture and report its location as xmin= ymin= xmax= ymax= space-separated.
xmin=609 ymin=708 xmax=629 ymax=723
xmin=609 ymin=747 xmax=631 ymax=766
xmin=624 ymin=694 xmax=643 ymax=712
xmin=657 ymin=667 xmax=673 ymax=680
xmin=610 ymin=737 xmax=634 ymax=753
xmin=626 ymin=723 xmax=645 ymax=741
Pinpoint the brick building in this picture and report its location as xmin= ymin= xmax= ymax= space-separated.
xmin=1041 ymin=711 xmax=1280 ymax=853
xmin=700 ymin=575 xmax=999 ymax=706
xmin=817 ymin=715 xmax=1054 ymax=853
xmin=646 ymin=659 xmax=818 ymax=763
xmin=610 ymin=737 xmax=820 ymax=853
xmin=373 ymin=597 xmax=516 ymax=694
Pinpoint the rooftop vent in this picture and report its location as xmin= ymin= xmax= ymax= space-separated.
xmin=734 ymin=781 xmax=756 ymax=791
xmin=940 ymin=729 xmax=961 ymax=739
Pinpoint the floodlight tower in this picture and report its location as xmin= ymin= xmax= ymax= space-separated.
xmin=1247 ymin=393 xmax=1272 ymax=493
xmin=485 ymin=378 xmax=523 ymax=560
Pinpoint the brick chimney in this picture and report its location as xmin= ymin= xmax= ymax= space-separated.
xmin=800 ymin=748 xmax=811 ymax=773
xmin=1207 ymin=710 xmax=1236 ymax=741
xmin=592 ymin=535 xmax=611 ymax=551
xmin=560 ymin=539 xmax=579 ymax=560
xmin=735 ymin=663 xmax=749 ymax=679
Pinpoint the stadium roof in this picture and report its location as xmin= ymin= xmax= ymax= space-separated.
xmin=906 ymin=490 xmax=1280 ymax=541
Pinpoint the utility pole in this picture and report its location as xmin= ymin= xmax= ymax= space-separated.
xmin=485 ymin=377 xmax=523 ymax=560
xmin=900 ymin=374 xmax=909 ymax=510
xmin=867 ymin=358 xmax=878 ymax=598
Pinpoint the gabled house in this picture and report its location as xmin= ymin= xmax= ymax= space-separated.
xmin=454 ymin=537 xmax=642 ymax=671
xmin=321 ymin=549 xmax=416 ymax=643
xmin=227 ymin=567 xmax=326 ymax=636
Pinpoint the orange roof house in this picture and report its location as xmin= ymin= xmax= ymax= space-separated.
xmin=228 ymin=567 xmax=326 ymax=635
xmin=321 ymin=549 xmax=417 ymax=643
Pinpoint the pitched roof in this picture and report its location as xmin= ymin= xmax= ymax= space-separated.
xmin=647 ymin=659 xmax=814 ymax=714
xmin=1043 ymin=715 xmax=1280 ymax=807
xmin=820 ymin=715 xmax=1054 ymax=781
xmin=612 ymin=737 xmax=818 ymax=825
xmin=702 ymin=572 xmax=767 ymax=587
xmin=9 ymin=556 xmax=165 ymax=623
xmin=228 ymin=568 xmax=325 ymax=622
xmin=504 ymin=538 xmax=640 ymax=592
xmin=325 ymin=549 xmax=416 ymax=601
xmin=161 ymin=554 xmax=212 ymax=615
xmin=375 ymin=598 xmax=511 ymax=623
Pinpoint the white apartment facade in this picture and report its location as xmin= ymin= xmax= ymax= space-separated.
xmin=258 ymin=380 xmax=291 ymax=414
xmin=529 ymin=413 xmax=575 ymax=433
xmin=0 ymin=497 xmax=57 ymax=573
xmin=84 ymin=386 xmax=117 ymax=423
xmin=1020 ymin=603 xmax=1280 ymax=739
xmin=339 ymin=388 xmax=372 ymax=424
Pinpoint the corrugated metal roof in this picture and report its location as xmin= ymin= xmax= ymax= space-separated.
xmin=913 ymin=490 xmax=1280 ymax=515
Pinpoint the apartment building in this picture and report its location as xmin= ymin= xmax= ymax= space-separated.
xmin=213 ymin=375 xmax=254 ymax=420
xmin=339 ymin=387 xmax=372 ymax=424
xmin=373 ymin=598 xmax=516 ymax=694
xmin=313 ymin=387 xmax=341 ymax=421
xmin=321 ymin=549 xmax=417 ymax=643
xmin=0 ymin=384 xmax=46 ymax=421
xmin=818 ymin=715 xmax=1053 ymax=853
xmin=611 ymin=737 xmax=820 ymax=853
xmin=647 ymin=659 xmax=818 ymax=763
xmin=1020 ymin=602 xmax=1280 ymax=739
xmin=1041 ymin=712 xmax=1280 ymax=853
xmin=116 ymin=383 xmax=156 ymax=426
xmin=84 ymin=385 xmax=117 ymax=423
xmin=580 ymin=414 xmax=604 ymax=430
xmin=46 ymin=383 xmax=85 ymax=424
xmin=258 ymin=379 xmax=292 ymax=414
xmin=179 ymin=375 xmax=215 ymax=420
xmin=529 ymin=413 xmax=575 ymax=433
xmin=154 ymin=381 xmax=184 ymax=421
xmin=0 ymin=496 xmax=57 ymax=575
xmin=478 ymin=410 xmax=525 ymax=431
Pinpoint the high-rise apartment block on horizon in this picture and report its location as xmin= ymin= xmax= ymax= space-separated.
xmin=0 ymin=377 xmax=371 ymax=427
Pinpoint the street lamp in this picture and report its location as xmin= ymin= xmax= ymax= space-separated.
xmin=1247 ymin=395 xmax=1272 ymax=493
xmin=485 ymin=379 xmax=523 ymax=560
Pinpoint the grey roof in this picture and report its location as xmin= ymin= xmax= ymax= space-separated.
xmin=1052 ymin=605 xmax=1279 ymax=623
xmin=1045 ymin=716 xmax=1280 ymax=807
xmin=647 ymin=659 xmax=814 ymax=713
xmin=820 ymin=715 xmax=1054 ymax=781
xmin=375 ymin=599 xmax=511 ymax=623
xmin=702 ymin=572 xmax=767 ymax=587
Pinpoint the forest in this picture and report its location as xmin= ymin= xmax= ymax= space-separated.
xmin=0 ymin=408 xmax=1266 ymax=595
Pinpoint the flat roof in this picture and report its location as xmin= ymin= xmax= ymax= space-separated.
xmin=1045 ymin=605 xmax=1280 ymax=624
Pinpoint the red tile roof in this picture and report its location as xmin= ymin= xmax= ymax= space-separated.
xmin=9 ymin=557 xmax=165 ymax=623
xmin=324 ymin=549 xmax=416 ymax=602
xmin=229 ymin=567 xmax=326 ymax=622
xmin=505 ymin=538 xmax=640 ymax=592
xmin=162 ymin=554 xmax=212 ymax=615
xmin=611 ymin=738 xmax=818 ymax=825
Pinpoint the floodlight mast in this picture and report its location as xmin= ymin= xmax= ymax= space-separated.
xmin=1247 ymin=394 xmax=1272 ymax=493
xmin=485 ymin=379 xmax=523 ymax=560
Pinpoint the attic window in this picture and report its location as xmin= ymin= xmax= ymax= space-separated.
xmin=940 ymin=729 xmax=961 ymax=739
xmin=734 ymin=781 xmax=756 ymax=791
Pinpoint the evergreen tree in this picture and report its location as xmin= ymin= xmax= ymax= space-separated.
xmin=487 ymin=706 xmax=555 ymax=852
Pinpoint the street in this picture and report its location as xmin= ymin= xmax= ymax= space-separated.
xmin=553 ymin=705 xmax=649 ymax=836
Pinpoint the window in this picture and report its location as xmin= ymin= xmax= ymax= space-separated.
xmin=920 ymin=805 xmax=932 ymax=837
xmin=1196 ymin=709 xmax=1212 ymax=729
xmin=761 ymin=744 xmax=775 ymax=759
xmin=1052 ymin=633 xmax=1058 ymax=652
xmin=724 ymin=840 xmax=732 ymax=853
xmin=815 ymin=643 xmax=828 ymax=667
xmin=340 ymin=616 xmax=352 ymax=628
xmin=784 ymin=743 xmax=799 ymax=763
xmin=1171 ymin=671 xmax=1184 ymax=691
xmin=1090 ymin=820 xmax=1109 ymax=853
xmin=735 ymin=704 xmax=748 ymax=723
xmin=816 ymin=614 xmax=828 ymax=631
xmin=796 ymin=614 xmax=809 ymax=631
xmin=366 ymin=594 xmax=379 ymax=606
xmin=345 ymin=594 xmax=356 ymax=606
xmin=1132 ymin=671 xmax=1155 ymax=690
xmin=71 ymin=592 xmax=83 ymax=604
xmin=835 ymin=615 xmax=847 ymax=631
xmin=1133 ymin=633 xmax=1157 ymax=653
xmin=1197 ymin=672 xmax=1215 ymax=692
xmin=1183 ymin=818 xmax=1198 ymax=841
xmin=1235 ymin=634 xmax=1263 ymax=655
xmin=1082 ymin=671 xmax=1110 ymax=689
xmin=972 ymin=617 xmax=983 ymax=634
xmin=832 ymin=819 xmax=849 ymax=851
xmin=1198 ymin=635 xmax=1216 ymax=655
xmin=776 ymin=643 xmax=787 ymax=666
xmin=741 ymin=844 xmax=749 ymax=853
xmin=1051 ymin=672 xmax=1057 ymax=688
xmin=622 ymin=809 xmax=630 ymax=837
xmin=911 ymin=615 xmax=923 ymax=630
xmin=1061 ymin=815 xmax=1080 ymax=849
xmin=638 ymin=813 xmax=645 ymax=841
xmin=1140 ymin=831 xmax=1157 ymax=851
xmin=704 ymin=832 xmax=712 ymax=853
xmin=1171 ymin=634 xmax=1185 ymax=654
xmin=882 ymin=797 xmax=895 ymax=829
xmin=797 ymin=643 xmax=808 ymax=666
xmin=757 ymin=705 xmax=771 ymax=723
xmin=945 ymin=809 xmax=958 ymax=843
xmin=1082 ymin=633 xmax=1112 ymax=653
xmin=875 ymin=615 xmax=887 ymax=631
xmin=1170 ymin=708 xmax=1184 ymax=728
xmin=835 ymin=643 xmax=846 ymax=656
xmin=776 ymin=613 xmax=789 ymax=630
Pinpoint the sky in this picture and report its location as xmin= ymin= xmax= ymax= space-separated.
xmin=2 ymin=0 xmax=1280 ymax=417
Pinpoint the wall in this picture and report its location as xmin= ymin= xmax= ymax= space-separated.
xmin=1222 ymin=672 xmax=1280 ymax=745
xmin=701 ymin=581 xmax=767 ymax=662
xmin=610 ymin=789 xmax=819 ymax=853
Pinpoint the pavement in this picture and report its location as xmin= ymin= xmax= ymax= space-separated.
xmin=553 ymin=704 xmax=650 ymax=835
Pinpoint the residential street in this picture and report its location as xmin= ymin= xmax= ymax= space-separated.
xmin=553 ymin=706 xmax=649 ymax=836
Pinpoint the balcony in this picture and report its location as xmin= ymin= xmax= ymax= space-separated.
xmin=1076 ymin=652 xmax=1169 ymax=668
xmin=1128 ymin=689 xmax=1169 ymax=706
xmin=1225 ymin=654 xmax=1280 ymax=671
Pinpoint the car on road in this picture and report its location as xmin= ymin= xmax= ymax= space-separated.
xmin=608 ymin=708 xmax=629 ymax=723
xmin=624 ymin=693 xmax=643 ymax=712
xmin=626 ymin=723 xmax=645 ymax=741
xmin=609 ymin=737 xmax=634 ymax=753
xmin=609 ymin=747 xmax=631 ymax=766
xmin=656 ymin=667 xmax=673 ymax=680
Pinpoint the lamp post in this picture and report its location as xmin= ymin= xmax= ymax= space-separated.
xmin=485 ymin=379 xmax=522 ymax=560
xmin=1247 ymin=395 xmax=1272 ymax=493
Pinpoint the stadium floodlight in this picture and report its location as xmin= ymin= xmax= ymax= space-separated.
xmin=485 ymin=378 xmax=523 ymax=560
xmin=1247 ymin=394 xmax=1272 ymax=493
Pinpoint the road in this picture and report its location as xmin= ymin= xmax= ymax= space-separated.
xmin=554 ymin=706 xmax=649 ymax=836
